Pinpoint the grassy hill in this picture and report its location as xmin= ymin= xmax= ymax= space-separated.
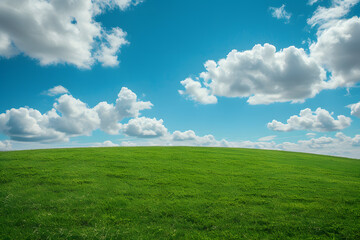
xmin=0 ymin=147 xmax=359 ymax=239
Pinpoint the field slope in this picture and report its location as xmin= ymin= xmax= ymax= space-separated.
xmin=0 ymin=147 xmax=359 ymax=239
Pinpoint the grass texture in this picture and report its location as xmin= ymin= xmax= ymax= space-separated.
xmin=0 ymin=147 xmax=359 ymax=239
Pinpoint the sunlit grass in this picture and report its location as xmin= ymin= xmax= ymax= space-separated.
xmin=1 ymin=147 xmax=359 ymax=239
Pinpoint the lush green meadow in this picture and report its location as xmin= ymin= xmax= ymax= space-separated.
xmin=0 ymin=147 xmax=359 ymax=239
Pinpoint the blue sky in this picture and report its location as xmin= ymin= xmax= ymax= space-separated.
xmin=0 ymin=0 xmax=359 ymax=158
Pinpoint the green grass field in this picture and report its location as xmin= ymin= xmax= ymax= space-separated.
xmin=0 ymin=147 xmax=359 ymax=239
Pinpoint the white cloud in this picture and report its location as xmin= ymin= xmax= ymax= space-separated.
xmin=306 ymin=133 xmax=317 ymax=137
xmin=114 ymin=87 xmax=153 ymax=119
xmin=258 ymin=135 xmax=277 ymax=141
xmin=269 ymin=5 xmax=291 ymax=22
xmin=118 ymin=130 xmax=228 ymax=147
xmin=348 ymin=101 xmax=360 ymax=117
xmin=0 ymin=140 xmax=12 ymax=151
xmin=179 ymin=78 xmax=217 ymax=104
xmin=0 ymin=32 xmax=18 ymax=57
xmin=93 ymin=102 xmax=122 ymax=135
xmin=179 ymin=44 xmax=326 ymax=105
xmin=0 ymin=87 xmax=152 ymax=142
xmin=171 ymin=130 xmax=224 ymax=146
xmin=298 ymin=136 xmax=336 ymax=148
xmin=172 ymin=130 xmax=197 ymax=141
xmin=7 ymin=131 xmax=360 ymax=159
xmin=310 ymin=17 xmax=360 ymax=89
xmin=122 ymin=117 xmax=168 ymax=138
xmin=2 ymin=117 xmax=359 ymax=158
xmin=267 ymin=108 xmax=351 ymax=132
xmin=307 ymin=0 xmax=359 ymax=28
xmin=0 ymin=0 xmax=141 ymax=68
xmin=93 ymin=140 xmax=119 ymax=147
xmin=93 ymin=0 xmax=143 ymax=12
xmin=0 ymin=107 xmax=67 ymax=143
xmin=137 ymin=133 xmax=278 ymax=150
xmin=352 ymin=134 xmax=360 ymax=146
xmin=46 ymin=85 xmax=69 ymax=96
xmin=94 ymin=87 xmax=152 ymax=134
xmin=179 ymin=2 xmax=360 ymax=106
xmin=279 ymin=132 xmax=360 ymax=158
xmin=201 ymin=132 xmax=359 ymax=159
xmin=121 ymin=129 xmax=229 ymax=147
xmin=308 ymin=0 xmax=322 ymax=6
xmin=114 ymin=137 xmax=278 ymax=150
xmin=49 ymin=94 xmax=101 ymax=136
xmin=95 ymin=27 xmax=129 ymax=67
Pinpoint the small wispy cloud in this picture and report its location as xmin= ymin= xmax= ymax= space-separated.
xmin=306 ymin=133 xmax=317 ymax=138
xmin=307 ymin=0 xmax=360 ymax=28
xmin=269 ymin=4 xmax=291 ymax=22
xmin=308 ymin=0 xmax=322 ymax=6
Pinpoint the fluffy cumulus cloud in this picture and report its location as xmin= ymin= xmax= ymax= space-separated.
xmin=49 ymin=94 xmax=101 ymax=136
xmin=348 ymin=101 xmax=360 ymax=117
xmin=180 ymin=1 xmax=360 ymax=105
xmin=0 ymin=87 xmax=152 ymax=143
xmin=0 ymin=107 xmax=67 ymax=142
xmin=269 ymin=5 xmax=291 ymax=22
xmin=0 ymin=86 xmax=229 ymax=146
xmin=0 ymin=0 xmax=142 ymax=68
xmin=46 ymin=86 xmax=69 ymax=96
xmin=179 ymin=78 xmax=217 ymax=104
xmin=94 ymin=87 xmax=152 ymax=135
xmin=268 ymin=108 xmax=351 ymax=132
xmin=180 ymin=44 xmax=326 ymax=105
xmin=170 ymin=130 xmax=225 ymax=146
xmin=0 ymin=140 xmax=12 ymax=151
xmin=122 ymin=117 xmax=168 ymax=138
xmin=172 ymin=130 xmax=197 ymax=141
xmin=310 ymin=17 xmax=360 ymax=88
